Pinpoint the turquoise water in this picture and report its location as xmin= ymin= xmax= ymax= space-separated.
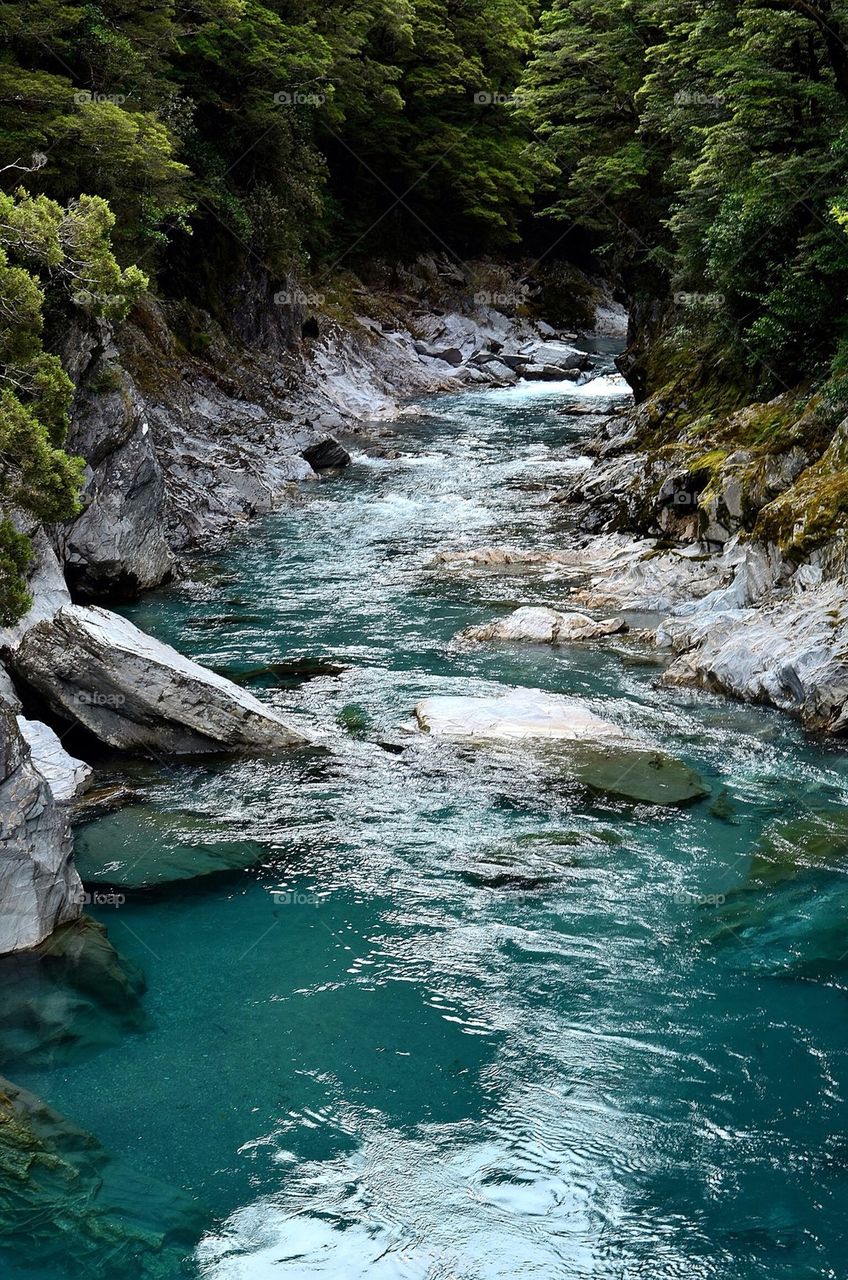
xmin=9 ymin=372 xmax=848 ymax=1278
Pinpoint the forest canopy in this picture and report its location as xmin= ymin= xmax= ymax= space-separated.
xmin=3 ymin=0 xmax=848 ymax=615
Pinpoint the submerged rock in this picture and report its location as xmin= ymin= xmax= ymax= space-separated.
xmin=0 ymin=1074 xmax=206 ymax=1277
xmin=10 ymin=604 xmax=309 ymax=755
xmin=0 ymin=703 xmax=82 ymax=955
xmin=748 ymin=810 xmax=848 ymax=887
xmin=0 ymin=916 xmax=146 ymax=1067
xmin=415 ymin=688 xmax=708 ymax=805
xmin=219 ymin=656 xmax=346 ymax=688
xmin=464 ymin=606 xmax=626 ymax=644
xmin=74 ymin=807 xmax=267 ymax=888
xmin=551 ymin=741 xmax=709 ymax=806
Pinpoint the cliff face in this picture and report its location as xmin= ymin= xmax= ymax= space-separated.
xmin=552 ymin=310 xmax=848 ymax=733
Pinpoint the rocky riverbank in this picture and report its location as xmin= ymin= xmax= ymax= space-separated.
xmin=1 ymin=257 xmax=621 ymax=956
xmin=5 ymin=251 xmax=847 ymax=962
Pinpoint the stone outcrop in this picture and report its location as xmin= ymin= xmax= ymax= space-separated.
xmin=9 ymin=604 xmax=309 ymax=755
xmin=463 ymin=606 xmax=626 ymax=644
xmin=414 ymin=688 xmax=709 ymax=804
xmin=58 ymin=355 xmax=174 ymax=598
xmin=0 ymin=703 xmax=82 ymax=954
xmin=658 ymin=580 xmax=848 ymax=732
xmin=415 ymin=689 xmax=624 ymax=742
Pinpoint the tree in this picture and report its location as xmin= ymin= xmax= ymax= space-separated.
xmin=0 ymin=187 xmax=146 ymax=623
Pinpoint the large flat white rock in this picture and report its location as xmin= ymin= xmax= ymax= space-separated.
xmin=414 ymin=688 xmax=709 ymax=805
xmin=415 ymin=689 xmax=623 ymax=742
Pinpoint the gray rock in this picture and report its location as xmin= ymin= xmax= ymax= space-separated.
xmin=15 ymin=718 xmax=92 ymax=803
xmin=301 ymin=438 xmax=352 ymax=470
xmin=523 ymin=340 xmax=589 ymax=371
xmin=59 ymin=367 xmax=174 ymax=597
xmin=413 ymin=343 xmax=464 ymax=366
xmin=10 ymin=604 xmax=309 ymax=755
xmin=0 ymin=531 xmax=70 ymax=653
xmin=522 ymin=363 xmax=581 ymax=382
xmin=659 ymin=583 xmax=848 ymax=733
xmin=0 ymin=703 xmax=82 ymax=955
xmin=0 ymin=666 xmax=21 ymax=712
xmin=464 ymin=606 xmax=626 ymax=644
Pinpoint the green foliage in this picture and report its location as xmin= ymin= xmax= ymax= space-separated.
xmin=0 ymin=188 xmax=145 ymax=621
xmin=518 ymin=0 xmax=848 ymax=387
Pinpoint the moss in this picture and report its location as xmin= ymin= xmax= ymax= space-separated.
xmin=755 ymin=465 xmax=848 ymax=553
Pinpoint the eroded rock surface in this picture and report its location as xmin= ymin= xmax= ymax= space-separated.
xmin=10 ymin=604 xmax=309 ymax=755
xmin=0 ymin=704 xmax=82 ymax=955
xmin=464 ymin=606 xmax=625 ymax=644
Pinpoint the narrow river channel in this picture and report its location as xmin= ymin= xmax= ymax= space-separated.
xmin=9 ymin=367 xmax=848 ymax=1279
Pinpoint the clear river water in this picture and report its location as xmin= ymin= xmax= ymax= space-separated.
xmin=6 ymin=369 xmax=848 ymax=1279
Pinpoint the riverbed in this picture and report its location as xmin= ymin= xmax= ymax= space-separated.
xmin=9 ymin=370 xmax=848 ymax=1279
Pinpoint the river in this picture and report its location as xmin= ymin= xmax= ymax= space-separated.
xmin=7 ymin=367 xmax=848 ymax=1279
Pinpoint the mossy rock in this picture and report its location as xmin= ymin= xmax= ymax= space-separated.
xmin=74 ymin=806 xmax=267 ymax=889
xmin=0 ymin=1075 xmax=206 ymax=1277
xmin=748 ymin=810 xmax=848 ymax=887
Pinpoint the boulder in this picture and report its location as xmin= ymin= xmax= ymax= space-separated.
xmin=413 ymin=342 xmax=464 ymax=366
xmin=0 ymin=1072 xmax=206 ymax=1276
xmin=522 ymin=363 xmax=581 ymax=382
xmin=497 ymin=353 xmax=531 ymax=372
xmin=301 ymin=437 xmax=351 ymax=470
xmin=414 ymin=688 xmax=709 ymax=805
xmin=415 ymin=689 xmax=624 ymax=742
xmin=464 ymin=606 xmax=626 ymax=644
xmin=15 ymin=718 xmax=92 ymax=803
xmin=524 ymin=340 xmax=589 ymax=371
xmin=0 ymin=703 xmax=82 ymax=955
xmin=9 ymin=604 xmax=309 ymax=755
